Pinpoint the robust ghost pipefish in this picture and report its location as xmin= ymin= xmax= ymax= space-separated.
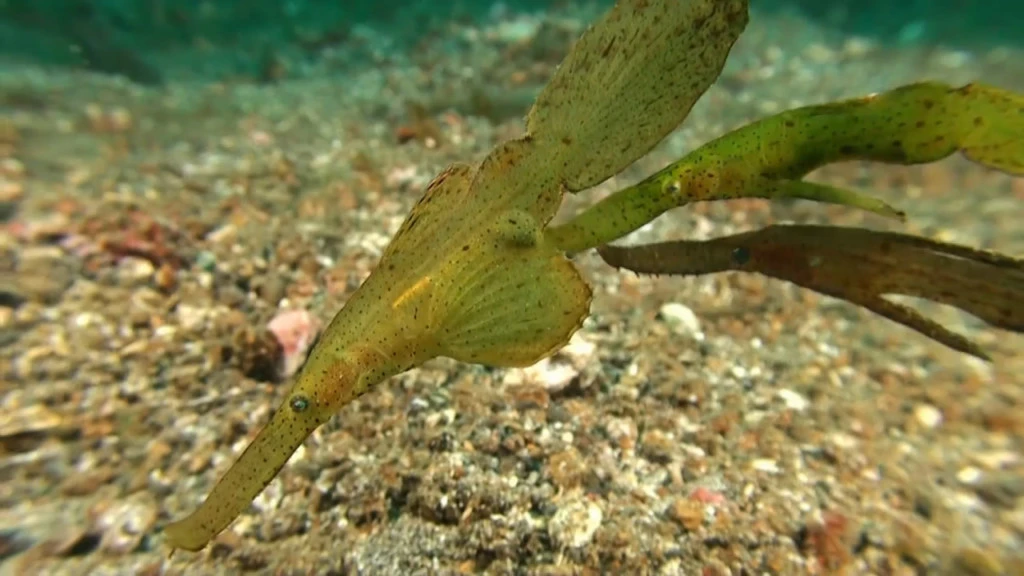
xmin=164 ymin=0 xmax=750 ymax=552
xmin=163 ymin=0 xmax=1024 ymax=553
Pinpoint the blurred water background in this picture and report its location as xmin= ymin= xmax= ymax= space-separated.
xmin=1 ymin=0 xmax=1021 ymax=86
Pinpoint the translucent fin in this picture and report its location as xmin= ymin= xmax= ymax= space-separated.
xmin=526 ymin=0 xmax=748 ymax=191
xmin=437 ymin=245 xmax=592 ymax=367
xmin=760 ymin=180 xmax=906 ymax=221
xmin=381 ymin=162 xmax=474 ymax=269
xmin=956 ymin=83 xmax=1024 ymax=174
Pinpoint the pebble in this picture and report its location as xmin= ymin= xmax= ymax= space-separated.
xmin=560 ymin=332 xmax=596 ymax=367
xmin=776 ymin=388 xmax=809 ymax=411
xmin=175 ymin=303 xmax=211 ymax=331
xmin=605 ymin=416 xmax=638 ymax=450
xmin=751 ymin=458 xmax=780 ymax=474
xmin=548 ymin=500 xmax=602 ymax=549
xmin=913 ymin=404 xmax=943 ymax=429
xmin=92 ymin=494 xmax=158 ymax=554
xmin=117 ymin=257 xmax=156 ymax=286
xmin=971 ymin=450 xmax=1018 ymax=470
xmin=658 ymin=302 xmax=702 ymax=339
xmin=952 ymin=547 xmax=1004 ymax=576
xmin=14 ymin=246 xmax=77 ymax=303
xmin=957 ymin=466 xmax=982 ymax=484
xmin=970 ymin=471 xmax=1024 ymax=508
xmin=520 ymin=358 xmax=578 ymax=393
xmin=668 ymin=498 xmax=704 ymax=531
xmin=0 ymin=403 xmax=63 ymax=438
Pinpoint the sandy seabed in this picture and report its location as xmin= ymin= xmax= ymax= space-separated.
xmin=1 ymin=6 xmax=1023 ymax=576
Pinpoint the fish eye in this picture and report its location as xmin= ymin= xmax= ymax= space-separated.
xmin=731 ymin=246 xmax=751 ymax=266
xmin=289 ymin=395 xmax=310 ymax=413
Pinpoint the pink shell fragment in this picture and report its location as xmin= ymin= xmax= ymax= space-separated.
xmin=266 ymin=309 xmax=322 ymax=378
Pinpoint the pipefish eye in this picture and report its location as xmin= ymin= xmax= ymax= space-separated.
xmin=731 ymin=246 xmax=751 ymax=266
xmin=289 ymin=395 xmax=311 ymax=413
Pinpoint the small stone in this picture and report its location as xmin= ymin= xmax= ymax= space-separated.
xmin=14 ymin=246 xmax=76 ymax=303
xmin=0 ymin=157 xmax=25 ymax=178
xmin=689 ymin=487 xmax=726 ymax=505
xmin=92 ymin=494 xmax=157 ymax=554
xmin=972 ymin=450 xmax=1018 ymax=470
xmin=548 ymin=500 xmax=602 ymax=549
xmin=776 ymin=388 xmax=809 ymax=411
xmin=971 ymin=471 xmax=1024 ymax=508
xmin=913 ymin=404 xmax=943 ymax=429
xmin=176 ymin=303 xmax=211 ymax=331
xmin=751 ymin=458 xmax=779 ymax=474
xmin=668 ymin=498 xmax=704 ymax=531
xmin=560 ymin=332 xmax=596 ymax=367
xmin=521 ymin=357 xmax=579 ymax=393
xmin=957 ymin=466 xmax=982 ymax=484
xmin=605 ymin=416 xmax=638 ymax=451
xmin=547 ymin=448 xmax=588 ymax=490
xmin=658 ymin=302 xmax=702 ymax=339
xmin=117 ymin=257 xmax=155 ymax=286
xmin=936 ymin=50 xmax=971 ymax=68
xmin=154 ymin=263 xmax=177 ymax=292
xmin=194 ymin=250 xmax=217 ymax=272
xmin=0 ymin=403 xmax=63 ymax=439
xmin=952 ymin=547 xmax=1004 ymax=576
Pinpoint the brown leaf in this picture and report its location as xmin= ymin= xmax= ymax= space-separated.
xmin=598 ymin=224 xmax=1024 ymax=359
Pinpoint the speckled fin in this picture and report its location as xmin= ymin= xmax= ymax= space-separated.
xmin=958 ymin=83 xmax=1024 ymax=175
xmin=526 ymin=0 xmax=748 ymax=191
xmin=381 ymin=162 xmax=474 ymax=267
xmin=466 ymin=137 xmax=566 ymax=226
xmin=437 ymin=250 xmax=592 ymax=367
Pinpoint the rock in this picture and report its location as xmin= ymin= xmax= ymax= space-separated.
xmin=548 ymin=499 xmax=602 ymax=549
xmin=92 ymin=494 xmax=157 ymax=554
xmin=776 ymin=388 xmax=809 ymax=411
xmin=668 ymin=498 xmax=704 ymax=531
xmin=520 ymin=358 xmax=578 ymax=393
xmin=658 ymin=302 xmax=702 ymax=339
xmin=13 ymin=246 xmax=77 ymax=304
xmin=913 ymin=404 xmax=943 ymax=429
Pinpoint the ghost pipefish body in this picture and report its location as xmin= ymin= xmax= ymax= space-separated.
xmin=164 ymin=0 xmax=751 ymax=552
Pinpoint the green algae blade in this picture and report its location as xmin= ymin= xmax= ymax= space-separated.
xmin=598 ymin=225 xmax=1024 ymax=359
xmin=526 ymin=0 xmax=749 ymax=192
xmin=955 ymin=83 xmax=1024 ymax=174
xmin=550 ymin=81 xmax=1024 ymax=253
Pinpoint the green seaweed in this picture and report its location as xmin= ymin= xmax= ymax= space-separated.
xmin=164 ymin=0 xmax=1023 ymax=554
xmin=548 ymin=81 xmax=1024 ymax=253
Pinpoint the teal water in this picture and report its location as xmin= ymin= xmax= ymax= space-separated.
xmin=0 ymin=0 xmax=1019 ymax=85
